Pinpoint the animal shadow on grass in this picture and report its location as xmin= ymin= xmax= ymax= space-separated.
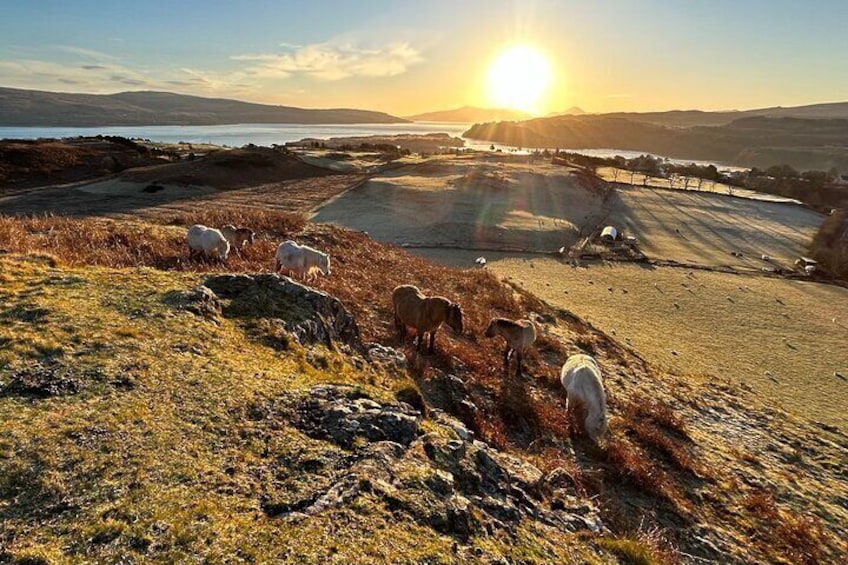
xmin=497 ymin=378 xmax=544 ymax=449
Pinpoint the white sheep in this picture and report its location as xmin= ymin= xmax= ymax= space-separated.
xmin=275 ymin=240 xmax=331 ymax=281
xmin=187 ymin=224 xmax=230 ymax=261
xmin=560 ymin=354 xmax=608 ymax=442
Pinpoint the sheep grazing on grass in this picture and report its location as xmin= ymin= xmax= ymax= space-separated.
xmin=560 ymin=354 xmax=608 ymax=442
xmin=274 ymin=240 xmax=331 ymax=281
xmin=221 ymin=225 xmax=255 ymax=254
xmin=392 ymin=284 xmax=463 ymax=354
xmin=484 ymin=318 xmax=536 ymax=377
xmin=187 ymin=224 xmax=230 ymax=262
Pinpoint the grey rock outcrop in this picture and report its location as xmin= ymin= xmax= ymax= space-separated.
xmin=202 ymin=273 xmax=361 ymax=348
xmin=268 ymin=384 xmax=603 ymax=541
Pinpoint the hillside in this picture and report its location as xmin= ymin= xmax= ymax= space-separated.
xmin=0 ymin=87 xmax=407 ymax=127
xmin=464 ymin=114 xmax=848 ymax=171
xmin=0 ymin=137 xmax=169 ymax=191
xmin=0 ymin=213 xmax=846 ymax=563
xmin=405 ymin=106 xmax=532 ymax=123
xmin=589 ymin=101 xmax=848 ymax=128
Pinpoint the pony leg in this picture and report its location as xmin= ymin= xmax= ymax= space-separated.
xmin=428 ymin=331 xmax=436 ymax=354
xmin=516 ymin=351 xmax=523 ymax=377
xmin=564 ymin=397 xmax=576 ymax=438
xmin=394 ymin=314 xmax=403 ymax=340
xmin=503 ymin=347 xmax=511 ymax=374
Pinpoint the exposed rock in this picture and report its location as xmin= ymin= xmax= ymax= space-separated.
xmin=203 ymin=273 xmax=361 ymax=348
xmin=295 ymin=385 xmax=421 ymax=448
xmin=420 ymin=370 xmax=478 ymax=428
xmin=180 ymin=285 xmax=222 ymax=319
xmin=394 ymin=385 xmax=427 ymax=416
xmin=267 ymin=384 xmax=602 ymax=541
xmin=1 ymin=361 xmax=94 ymax=397
xmin=366 ymin=342 xmax=407 ymax=367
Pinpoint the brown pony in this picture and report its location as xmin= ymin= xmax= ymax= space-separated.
xmin=392 ymin=285 xmax=463 ymax=354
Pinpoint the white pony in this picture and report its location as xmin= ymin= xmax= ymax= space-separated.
xmin=274 ymin=240 xmax=331 ymax=281
xmin=187 ymin=224 xmax=230 ymax=261
xmin=560 ymin=354 xmax=608 ymax=441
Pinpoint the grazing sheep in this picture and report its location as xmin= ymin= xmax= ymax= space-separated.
xmin=484 ymin=318 xmax=536 ymax=377
xmin=275 ymin=240 xmax=331 ymax=281
xmin=560 ymin=354 xmax=608 ymax=442
xmin=187 ymin=224 xmax=230 ymax=262
xmin=221 ymin=225 xmax=255 ymax=254
xmin=392 ymin=285 xmax=463 ymax=354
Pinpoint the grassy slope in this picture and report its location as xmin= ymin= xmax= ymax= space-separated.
xmin=1 ymin=215 xmax=846 ymax=564
xmin=0 ymin=255 xmax=601 ymax=564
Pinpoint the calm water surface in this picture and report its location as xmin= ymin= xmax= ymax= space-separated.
xmin=0 ymin=122 xmax=746 ymax=170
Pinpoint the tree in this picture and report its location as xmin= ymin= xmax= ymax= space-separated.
xmin=766 ymin=164 xmax=799 ymax=179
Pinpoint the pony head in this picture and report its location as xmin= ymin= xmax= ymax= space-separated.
xmin=446 ymin=303 xmax=464 ymax=334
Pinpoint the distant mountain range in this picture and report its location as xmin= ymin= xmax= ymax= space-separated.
xmin=547 ymin=106 xmax=586 ymax=117
xmin=464 ymin=104 xmax=848 ymax=171
xmin=404 ymin=106 xmax=532 ymax=123
xmin=0 ymin=87 xmax=408 ymax=127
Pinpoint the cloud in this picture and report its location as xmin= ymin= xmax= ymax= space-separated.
xmin=54 ymin=45 xmax=120 ymax=61
xmin=0 ymin=39 xmax=421 ymax=102
xmin=231 ymin=42 xmax=423 ymax=81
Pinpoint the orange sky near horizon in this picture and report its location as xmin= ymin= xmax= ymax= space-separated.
xmin=2 ymin=1 xmax=848 ymax=116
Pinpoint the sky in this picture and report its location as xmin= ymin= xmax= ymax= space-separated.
xmin=1 ymin=0 xmax=847 ymax=116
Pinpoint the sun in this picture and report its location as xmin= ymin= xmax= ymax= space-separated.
xmin=486 ymin=45 xmax=552 ymax=114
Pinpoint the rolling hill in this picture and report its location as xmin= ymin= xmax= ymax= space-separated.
xmin=0 ymin=87 xmax=408 ymax=127
xmin=464 ymin=111 xmax=848 ymax=171
xmin=405 ymin=105 xmax=532 ymax=123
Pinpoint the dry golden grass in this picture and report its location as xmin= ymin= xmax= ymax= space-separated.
xmin=0 ymin=210 xmax=304 ymax=272
xmin=742 ymin=489 xmax=828 ymax=565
